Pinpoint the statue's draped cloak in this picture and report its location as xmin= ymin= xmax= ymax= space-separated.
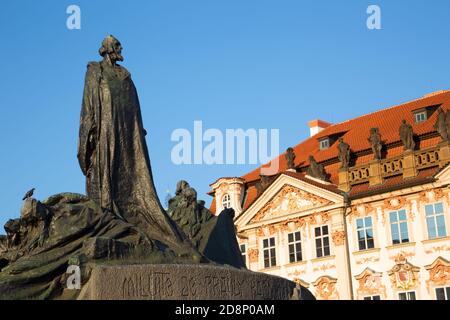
xmin=77 ymin=61 xmax=183 ymax=246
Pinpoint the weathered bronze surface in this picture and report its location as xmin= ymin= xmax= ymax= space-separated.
xmin=168 ymin=180 xmax=246 ymax=269
xmin=0 ymin=35 xmax=312 ymax=300
xmin=399 ymin=119 xmax=416 ymax=151
xmin=77 ymin=35 xmax=189 ymax=249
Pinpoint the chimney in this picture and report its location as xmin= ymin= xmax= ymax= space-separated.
xmin=308 ymin=119 xmax=331 ymax=137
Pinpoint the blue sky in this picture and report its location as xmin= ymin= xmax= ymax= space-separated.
xmin=1 ymin=0 xmax=450 ymax=229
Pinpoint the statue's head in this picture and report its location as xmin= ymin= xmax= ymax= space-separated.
xmin=175 ymin=180 xmax=189 ymax=195
xmin=99 ymin=35 xmax=124 ymax=63
xmin=402 ymin=119 xmax=407 ymax=124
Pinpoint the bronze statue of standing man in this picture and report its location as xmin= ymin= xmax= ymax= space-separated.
xmin=77 ymin=35 xmax=185 ymax=246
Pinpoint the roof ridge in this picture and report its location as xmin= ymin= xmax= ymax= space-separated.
xmin=321 ymin=89 xmax=450 ymax=131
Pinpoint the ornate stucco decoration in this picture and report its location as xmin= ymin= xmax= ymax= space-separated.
xmin=313 ymin=263 xmax=336 ymax=272
xmin=348 ymin=203 xmax=375 ymax=223
xmin=381 ymin=196 xmax=413 ymax=224
xmin=417 ymin=188 xmax=449 ymax=206
xmin=388 ymin=252 xmax=420 ymax=291
xmin=355 ymin=256 xmax=380 ymax=265
xmin=331 ymin=230 xmax=346 ymax=246
xmin=313 ymin=276 xmax=339 ymax=300
xmin=355 ymin=268 xmax=386 ymax=299
xmin=247 ymin=248 xmax=259 ymax=263
xmin=254 ymin=211 xmax=330 ymax=239
xmin=425 ymin=257 xmax=450 ymax=288
xmin=250 ymin=184 xmax=331 ymax=223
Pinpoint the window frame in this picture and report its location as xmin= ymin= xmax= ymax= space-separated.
xmin=356 ymin=216 xmax=375 ymax=251
xmin=287 ymin=231 xmax=303 ymax=263
xmin=240 ymin=243 xmax=247 ymax=266
xmin=435 ymin=286 xmax=450 ymax=300
xmin=424 ymin=202 xmax=447 ymax=240
xmin=398 ymin=291 xmax=416 ymax=300
xmin=319 ymin=138 xmax=330 ymax=150
xmin=414 ymin=111 xmax=427 ymax=123
xmin=314 ymin=225 xmax=331 ymax=258
xmin=262 ymin=236 xmax=277 ymax=269
xmin=363 ymin=295 xmax=381 ymax=300
xmin=389 ymin=209 xmax=410 ymax=245
xmin=222 ymin=193 xmax=231 ymax=209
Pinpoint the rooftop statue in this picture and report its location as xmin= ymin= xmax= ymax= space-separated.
xmin=434 ymin=108 xmax=450 ymax=142
xmin=285 ymin=147 xmax=296 ymax=170
xmin=368 ymin=127 xmax=383 ymax=160
xmin=399 ymin=119 xmax=416 ymax=151
xmin=306 ymin=155 xmax=327 ymax=181
xmin=337 ymin=138 xmax=351 ymax=170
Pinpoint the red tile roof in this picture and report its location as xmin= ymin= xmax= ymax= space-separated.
xmin=209 ymin=90 xmax=450 ymax=213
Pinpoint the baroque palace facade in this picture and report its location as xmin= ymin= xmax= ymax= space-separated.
xmin=208 ymin=90 xmax=450 ymax=300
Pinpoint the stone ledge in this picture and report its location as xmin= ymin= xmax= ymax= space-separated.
xmin=78 ymin=264 xmax=311 ymax=300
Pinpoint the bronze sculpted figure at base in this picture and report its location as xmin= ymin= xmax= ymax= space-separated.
xmin=368 ymin=127 xmax=383 ymax=160
xmin=399 ymin=119 xmax=415 ymax=151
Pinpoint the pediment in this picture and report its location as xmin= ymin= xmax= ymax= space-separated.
xmin=250 ymin=184 xmax=332 ymax=223
xmin=236 ymin=173 xmax=344 ymax=228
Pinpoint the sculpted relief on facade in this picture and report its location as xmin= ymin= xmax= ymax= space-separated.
xmin=250 ymin=184 xmax=331 ymax=223
xmin=388 ymin=253 xmax=420 ymax=291
xmin=355 ymin=268 xmax=386 ymax=299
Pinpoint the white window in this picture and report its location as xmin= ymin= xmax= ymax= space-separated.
xmin=414 ymin=111 xmax=427 ymax=123
xmin=425 ymin=203 xmax=447 ymax=239
xmin=222 ymin=194 xmax=231 ymax=209
xmin=436 ymin=287 xmax=450 ymax=300
xmin=240 ymin=244 xmax=247 ymax=266
xmin=363 ymin=295 xmax=381 ymax=300
xmin=319 ymin=138 xmax=330 ymax=150
xmin=356 ymin=217 xmax=375 ymax=250
xmin=315 ymin=225 xmax=330 ymax=258
xmin=263 ymin=237 xmax=277 ymax=268
xmin=287 ymin=231 xmax=302 ymax=263
xmin=389 ymin=210 xmax=409 ymax=245
xmin=399 ymin=291 xmax=416 ymax=300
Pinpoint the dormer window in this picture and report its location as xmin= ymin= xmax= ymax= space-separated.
xmin=222 ymin=193 xmax=231 ymax=209
xmin=414 ymin=110 xmax=427 ymax=123
xmin=319 ymin=138 xmax=330 ymax=150
xmin=412 ymin=105 xmax=440 ymax=124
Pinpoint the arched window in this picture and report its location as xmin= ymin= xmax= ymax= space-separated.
xmin=222 ymin=194 xmax=231 ymax=209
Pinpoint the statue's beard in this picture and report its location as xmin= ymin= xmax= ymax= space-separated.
xmin=111 ymin=52 xmax=124 ymax=62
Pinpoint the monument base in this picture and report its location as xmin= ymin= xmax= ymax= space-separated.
xmin=78 ymin=264 xmax=313 ymax=300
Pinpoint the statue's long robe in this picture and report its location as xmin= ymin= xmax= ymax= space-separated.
xmin=77 ymin=61 xmax=184 ymax=247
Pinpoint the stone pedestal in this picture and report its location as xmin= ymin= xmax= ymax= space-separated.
xmin=369 ymin=160 xmax=383 ymax=186
xmin=78 ymin=264 xmax=313 ymax=300
xmin=439 ymin=141 xmax=450 ymax=168
xmin=338 ymin=169 xmax=350 ymax=192
xmin=402 ymin=150 xmax=418 ymax=178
